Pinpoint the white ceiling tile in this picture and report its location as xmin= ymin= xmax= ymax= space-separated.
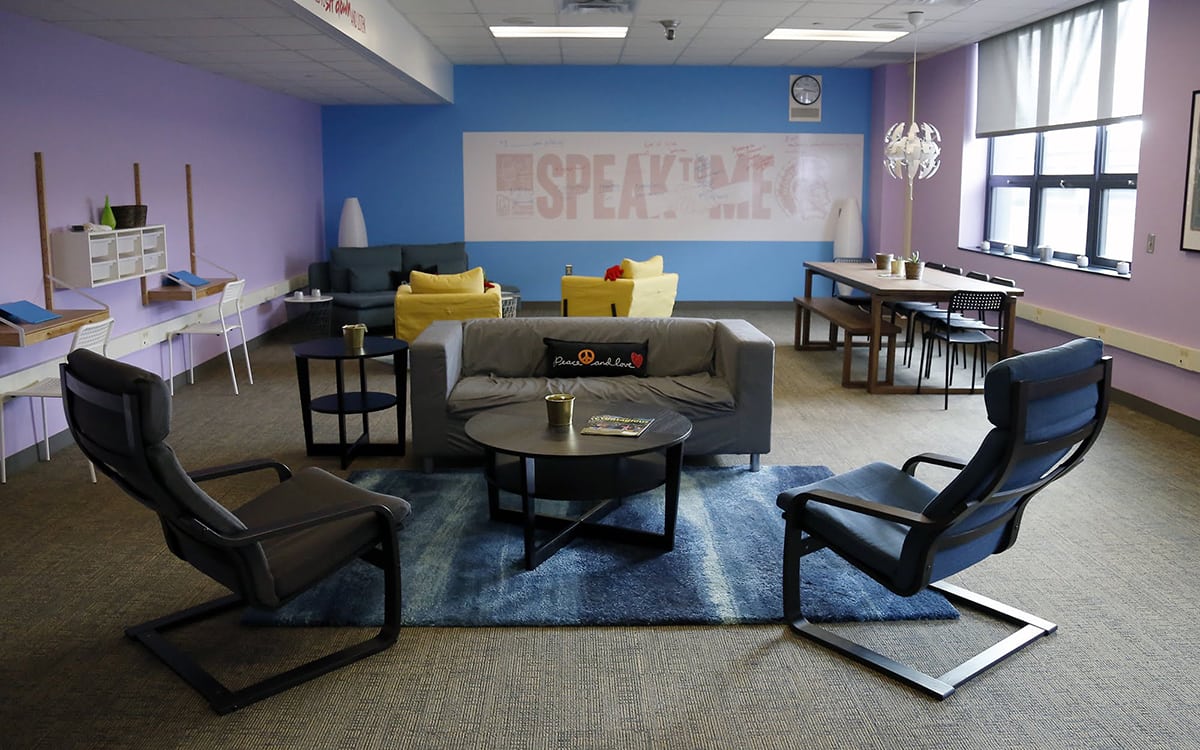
xmin=331 ymin=59 xmax=403 ymax=74
xmin=177 ymin=35 xmax=286 ymax=52
xmin=269 ymin=34 xmax=353 ymax=51
xmin=480 ymin=13 xmax=558 ymax=26
xmin=406 ymin=13 xmax=485 ymax=28
xmin=389 ymin=0 xmax=478 ymax=12
xmin=636 ymin=0 xmax=720 ymax=15
xmin=233 ymin=17 xmax=323 ymax=36
xmin=422 ymin=27 xmax=497 ymax=42
xmin=301 ymin=48 xmax=373 ymax=63
xmin=713 ymin=1 xmax=802 ymax=17
xmin=116 ymin=18 xmax=256 ymax=37
xmin=57 ymin=19 xmax=138 ymax=36
xmin=217 ymin=49 xmax=312 ymax=64
xmin=0 ymin=0 xmax=1098 ymax=102
xmin=3 ymin=0 xmax=100 ymax=21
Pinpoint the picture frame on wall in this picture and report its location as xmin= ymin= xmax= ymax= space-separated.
xmin=1181 ymin=90 xmax=1200 ymax=252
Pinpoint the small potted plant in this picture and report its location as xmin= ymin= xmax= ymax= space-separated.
xmin=904 ymin=250 xmax=925 ymax=279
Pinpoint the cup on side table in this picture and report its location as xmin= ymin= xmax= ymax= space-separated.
xmin=545 ymin=393 xmax=575 ymax=427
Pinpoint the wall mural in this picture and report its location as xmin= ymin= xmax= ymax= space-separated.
xmin=463 ymin=132 xmax=864 ymax=242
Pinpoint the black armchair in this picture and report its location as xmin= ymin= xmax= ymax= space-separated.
xmin=59 ymin=349 xmax=412 ymax=714
xmin=777 ymin=337 xmax=1111 ymax=698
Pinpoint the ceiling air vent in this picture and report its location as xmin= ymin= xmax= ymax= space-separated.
xmin=560 ymin=0 xmax=636 ymax=14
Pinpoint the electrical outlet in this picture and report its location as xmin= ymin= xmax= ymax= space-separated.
xmin=1146 ymin=233 xmax=1156 ymax=254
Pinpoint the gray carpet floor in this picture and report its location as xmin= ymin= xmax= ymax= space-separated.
xmin=1 ymin=302 xmax=1197 ymax=749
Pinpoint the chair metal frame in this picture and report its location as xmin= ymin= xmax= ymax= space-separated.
xmin=167 ymin=278 xmax=253 ymax=395
xmin=59 ymin=358 xmax=404 ymax=714
xmin=780 ymin=354 xmax=1112 ymax=699
xmin=0 ymin=317 xmax=114 ymax=483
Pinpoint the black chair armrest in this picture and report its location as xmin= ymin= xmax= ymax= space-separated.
xmin=183 ymin=502 xmax=402 ymax=547
xmin=791 ymin=488 xmax=936 ymax=527
xmin=188 ymin=459 xmax=292 ymax=484
xmin=902 ymin=452 xmax=967 ymax=476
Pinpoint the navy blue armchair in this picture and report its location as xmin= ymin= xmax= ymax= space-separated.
xmin=776 ymin=337 xmax=1112 ymax=698
xmin=59 ymin=349 xmax=412 ymax=713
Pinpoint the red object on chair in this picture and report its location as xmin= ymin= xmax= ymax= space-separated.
xmin=604 ymin=265 xmax=623 ymax=281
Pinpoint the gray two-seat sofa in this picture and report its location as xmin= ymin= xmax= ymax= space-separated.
xmin=410 ymin=316 xmax=774 ymax=471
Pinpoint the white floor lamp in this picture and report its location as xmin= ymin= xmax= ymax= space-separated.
xmin=337 ymin=197 xmax=368 ymax=248
xmin=832 ymin=196 xmax=864 ymax=296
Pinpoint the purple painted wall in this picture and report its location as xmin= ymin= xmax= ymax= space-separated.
xmin=0 ymin=11 xmax=324 ymax=461
xmin=877 ymin=0 xmax=1200 ymax=420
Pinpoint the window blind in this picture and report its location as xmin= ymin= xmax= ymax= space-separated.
xmin=976 ymin=0 xmax=1147 ymax=137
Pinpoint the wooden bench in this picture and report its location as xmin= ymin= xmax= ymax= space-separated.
xmin=793 ymin=296 xmax=900 ymax=388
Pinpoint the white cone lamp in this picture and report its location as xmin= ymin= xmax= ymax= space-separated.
xmin=832 ymin=197 xmax=863 ymax=297
xmin=337 ymin=197 xmax=368 ymax=248
xmin=883 ymin=11 xmax=941 ymax=259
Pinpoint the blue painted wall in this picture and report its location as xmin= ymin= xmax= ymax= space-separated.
xmin=322 ymin=65 xmax=873 ymax=301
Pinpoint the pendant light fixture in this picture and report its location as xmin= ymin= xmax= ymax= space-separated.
xmin=883 ymin=11 xmax=942 ymax=191
xmin=884 ymin=10 xmax=941 ymax=260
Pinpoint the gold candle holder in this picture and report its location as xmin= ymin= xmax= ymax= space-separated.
xmin=545 ymin=393 xmax=575 ymax=427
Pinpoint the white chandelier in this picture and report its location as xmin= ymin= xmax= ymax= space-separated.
xmin=884 ymin=11 xmax=941 ymax=186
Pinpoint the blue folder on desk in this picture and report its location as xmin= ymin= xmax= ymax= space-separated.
xmin=164 ymin=270 xmax=209 ymax=287
xmin=0 ymin=300 xmax=62 ymax=325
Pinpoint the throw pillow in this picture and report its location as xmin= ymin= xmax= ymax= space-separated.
xmin=620 ymin=255 xmax=664 ymax=279
xmin=348 ymin=266 xmax=394 ymax=292
xmin=603 ymin=264 xmax=623 ymax=281
xmin=390 ymin=264 xmax=438 ymax=287
xmin=410 ymin=266 xmax=485 ymax=294
xmin=402 ymin=242 xmax=468 ymax=275
xmin=544 ymin=338 xmax=648 ymax=378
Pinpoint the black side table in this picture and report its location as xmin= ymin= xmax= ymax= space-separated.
xmin=293 ymin=336 xmax=407 ymax=469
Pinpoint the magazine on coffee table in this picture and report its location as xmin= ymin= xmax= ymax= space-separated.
xmin=580 ymin=414 xmax=655 ymax=438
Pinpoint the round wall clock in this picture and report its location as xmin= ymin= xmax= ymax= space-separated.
xmin=790 ymin=74 xmax=822 ymax=106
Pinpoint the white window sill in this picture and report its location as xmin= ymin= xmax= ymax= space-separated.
xmin=959 ymin=246 xmax=1131 ymax=279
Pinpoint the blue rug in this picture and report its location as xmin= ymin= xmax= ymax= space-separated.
xmin=244 ymin=465 xmax=957 ymax=627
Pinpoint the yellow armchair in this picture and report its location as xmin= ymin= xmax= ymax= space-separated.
xmin=560 ymin=255 xmax=679 ymax=317
xmin=393 ymin=267 xmax=503 ymax=342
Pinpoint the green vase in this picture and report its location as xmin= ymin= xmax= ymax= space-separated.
xmin=100 ymin=196 xmax=116 ymax=229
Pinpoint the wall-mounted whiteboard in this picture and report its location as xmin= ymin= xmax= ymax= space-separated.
xmin=464 ymin=132 xmax=864 ymax=242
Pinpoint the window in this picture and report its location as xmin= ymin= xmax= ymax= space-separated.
xmin=978 ymin=0 xmax=1147 ymax=270
xmin=985 ymin=122 xmax=1139 ymax=267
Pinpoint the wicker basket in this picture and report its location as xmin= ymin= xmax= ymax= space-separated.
xmin=112 ymin=204 xmax=148 ymax=228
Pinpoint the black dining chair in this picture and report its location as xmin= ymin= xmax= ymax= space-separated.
xmin=59 ymin=348 xmax=412 ymax=714
xmin=917 ymin=290 xmax=1007 ymax=408
xmin=832 ymin=256 xmax=875 ymax=308
xmin=777 ymin=338 xmax=1112 ymax=698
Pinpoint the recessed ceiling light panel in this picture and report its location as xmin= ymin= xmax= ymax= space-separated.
xmin=764 ymin=29 xmax=908 ymax=42
xmin=491 ymin=26 xmax=629 ymax=39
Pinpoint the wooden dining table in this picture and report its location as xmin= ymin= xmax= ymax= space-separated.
xmin=802 ymin=261 xmax=1024 ymax=394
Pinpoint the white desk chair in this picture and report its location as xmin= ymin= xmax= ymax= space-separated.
xmin=1 ymin=317 xmax=114 ymax=483
xmin=167 ymin=278 xmax=253 ymax=396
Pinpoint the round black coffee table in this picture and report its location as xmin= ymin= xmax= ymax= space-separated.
xmin=293 ymin=336 xmax=408 ymax=469
xmin=465 ymin=399 xmax=692 ymax=570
